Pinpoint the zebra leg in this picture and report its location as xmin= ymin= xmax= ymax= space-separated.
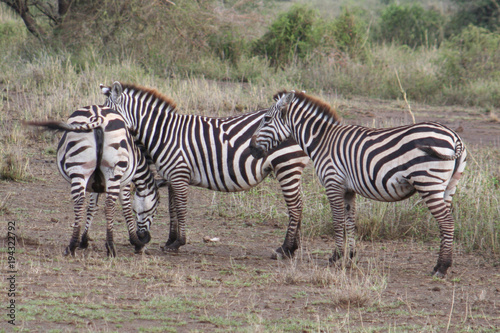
xmin=164 ymin=184 xmax=179 ymax=248
xmin=428 ymin=152 xmax=466 ymax=277
xmin=104 ymin=193 xmax=118 ymax=257
xmin=80 ymin=192 xmax=99 ymax=249
xmin=325 ymin=184 xmax=348 ymax=264
xmin=273 ymin=170 xmax=303 ymax=259
xmin=344 ymin=190 xmax=357 ymax=260
xmin=64 ymin=187 xmax=86 ymax=256
xmin=162 ymin=181 xmax=188 ymax=252
xmin=419 ymin=189 xmax=455 ymax=278
xmin=120 ymin=184 xmax=145 ymax=254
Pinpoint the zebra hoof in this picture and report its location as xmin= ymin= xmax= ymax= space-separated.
xmin=134 ymin=247 xmax=152 ymax=255
xmin=328 ymin=251 xmax=342 ymax=265
xmin=431 ymin=265 xmax=449 ymax=278
xmin=63 ymin=246 xmax=76 ymax=257
xmin=271 ymin=246 xmax=294 ymax=260
xmin=160 ymin=241 xmax=181 ymax=253
xmin=160 ymin=246 xmax=179 ymax=253
xmin=432 ymin=270 xmax=446 ymax=279
xmin=80 ymin=235 xmax=89 ymax=249
xmin=106 ymin=242 xmax=116 ymax=257
xmin=134 ymin=242 xmax=149 ymax=254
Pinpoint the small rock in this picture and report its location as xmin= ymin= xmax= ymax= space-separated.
xmin=203 ymin=236 xmax=220 ymax=243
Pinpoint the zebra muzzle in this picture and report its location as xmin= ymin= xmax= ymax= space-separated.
xmin=249 ymin=137 xmax=267 ymax=159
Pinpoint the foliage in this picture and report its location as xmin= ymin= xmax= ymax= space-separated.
xmin=252 ymin=4 xmax=321 ymax=67
xmin=447 ymin=0 xmax=500 ymax=35
xmin=1 ymin=1 xmax=500 ymax=106
xmin=377 ymin=3 xmax=445 ymax=48
xmin=323 ymin=8 xmax=368 ymax=60
xmin=0 ymin=0 xmax=72 ymax=39
xmin=437 ymin=25 xmax=500 ymax=106
xmin=208 ymin=27 xmax=246 ymax=66
xmin=0 ymin=150 xmax=31 ymax=181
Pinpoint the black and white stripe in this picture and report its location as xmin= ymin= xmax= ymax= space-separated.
xmin=27 ymin=105 xmax=161 ymax=256
xmin=250 ymin=91 xmax=467 ymax=277
xmin=101 ymin=82 xmax=310 ymax=258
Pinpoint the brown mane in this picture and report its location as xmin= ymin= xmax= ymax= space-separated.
xmin=273 ymin=90 xmax=342 ymax=122
xmin=120 ymin=82 xmax=178 ymax=113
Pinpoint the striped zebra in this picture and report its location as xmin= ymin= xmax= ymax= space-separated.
xmin=100 ymin=82 xmax=310 ymax=258
xmin=27 ymin=105 xmax=162 ymax=257
xmin=249 ymin=91 xmax=467 ymax=277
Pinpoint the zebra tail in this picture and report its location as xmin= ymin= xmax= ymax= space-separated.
xmin=417 ymin=140 xmax=464 ymax=161
xmin=24 ymin=119 xmax=103 ymax=132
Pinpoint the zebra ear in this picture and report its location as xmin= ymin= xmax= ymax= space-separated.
xmin=155 ymin=179 xmax=168 ymax=188
xmin=111 ymin=81 xmax=123 ymax=103
xmin=284 ymin=92 xmax=295 ymax=104
xmin=279 ymin=92 xmax=294 ymax=119
xmin=100 ymin=84 xmax=111 ymax=97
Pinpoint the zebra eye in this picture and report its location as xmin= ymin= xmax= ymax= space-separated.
xmin=264 ymin=116 xmax=272 ymax=122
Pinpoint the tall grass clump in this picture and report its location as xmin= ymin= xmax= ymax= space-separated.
xmin=452 ymin=147 xmax=500 ymax=254
xmin=0 ymin=148 xmax=31 ymax=181
xmin=293 ymin=43 xmax=441 ymax=103
xmin=437 ymin=25 xmax=500 ymax=107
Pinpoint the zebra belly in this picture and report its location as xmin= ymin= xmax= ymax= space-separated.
xmin=188 ymin=169 xmax=269 ymax=192
xmin=350 ymin=175 xmax=416 ymax=202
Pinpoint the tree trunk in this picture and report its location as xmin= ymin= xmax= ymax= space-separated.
xmin=58 ymin=0 xmax=72 ymax=17
xmin=3 ymin=0 xmax=46 ymax=39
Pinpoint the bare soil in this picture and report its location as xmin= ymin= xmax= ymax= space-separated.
xmin=1 ymin=97 xmax=500 ymax=332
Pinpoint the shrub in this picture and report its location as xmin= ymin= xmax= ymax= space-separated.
xmin=437 ymin=25 xmax=500 ymax=86
xmin=252 ymin=4 xmax=321 ymax=67
xmin=447 ymin=0 xmax=500 ymax=35
xmin=317 ymin=8 xmax=368 ymax=61
xmin=208 ymin=27 xmax=246 ymax=66
xmin=377 ymin=4 xmax=445 ymax=48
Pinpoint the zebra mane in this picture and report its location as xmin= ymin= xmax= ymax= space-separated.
xmin=119 ymin=83 xmax=178 ymax=113
xmin=273 ymin=90 xmax=342 ymax=122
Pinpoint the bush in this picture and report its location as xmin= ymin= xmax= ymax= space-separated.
xmin=438 ymin=25 xmax=500 ymax=86
xmin=377 ymin=4 xmax=445 ymax=48
xmin=447 ymin=0 xmax=500 ymax=35
xmin=252 ymin=4 xmax=321 ymax=67
xmin=208 ymin=27 xmax=246 ymax=66
xmin=324 ymin=8 xmax=367 ymax=60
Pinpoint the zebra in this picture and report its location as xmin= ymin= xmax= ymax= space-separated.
xmin=26 ymin=105 xmax=163 ymax=257
xmin=249 ymin=90 xmax=467 ymax=278
xmin=99 ymin=81 xmax=310 ymax=258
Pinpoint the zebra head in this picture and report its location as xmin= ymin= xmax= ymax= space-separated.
xmin=100 ymin=81 xmax=136 ymax=132
xmin=133 ymin=193 xmax=156 ymax=244
xmin=249 ymin=91 xmax=295 ymax=159
xmin=133 ymin=178 xmax=167 ymax=244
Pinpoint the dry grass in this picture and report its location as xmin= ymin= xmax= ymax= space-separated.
xmin=274 ymin=252 xmax=387 ymax=309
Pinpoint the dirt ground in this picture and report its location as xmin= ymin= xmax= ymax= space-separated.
xmin=1 ymin=96 xmax=500 ymax=332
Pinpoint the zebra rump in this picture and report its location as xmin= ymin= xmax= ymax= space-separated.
xmin=26 ymin=105 xmax=161 ymax=256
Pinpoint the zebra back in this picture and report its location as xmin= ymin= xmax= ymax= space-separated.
xmin=100 ymin=81 xmax=310 ymax=258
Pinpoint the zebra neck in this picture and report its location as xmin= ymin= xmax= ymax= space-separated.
xmin=289 ymin=110 xmax=341 ymax=157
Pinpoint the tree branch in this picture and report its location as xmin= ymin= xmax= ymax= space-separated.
xmin=1 ymin=0 xmax=46 ymax=39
